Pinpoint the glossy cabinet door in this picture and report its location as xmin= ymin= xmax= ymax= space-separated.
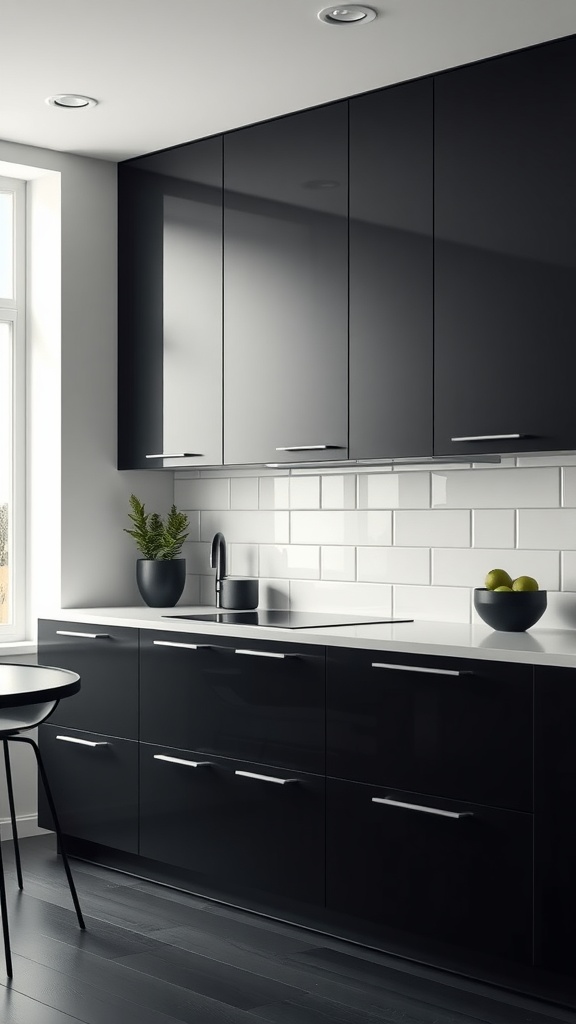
xmin=140 ymin=742 xmax=325 ymax=905
xmin=224 ymin=103 xmax=348 ymax=465
xmin=37 ymin=619 xmax=138 ymax=739
xmin=326 ymin=778 xmax=533 ymax=963
xmin=140 ymin=631 xmax=325 ymax=773
xmin=349 ymin=80 xmax=433 ymax=460
xmin=326 ymin=649 xmax=533 ymax=811
xmin=434 ymin=36 xmax=576 ymax=457
xmin=118 ymin=137 xmax=223 ymax=469
xmin=38 ymin=725 xmax=138 ymax=854
xmin=534 ymin=666 xmax=576 ymax=974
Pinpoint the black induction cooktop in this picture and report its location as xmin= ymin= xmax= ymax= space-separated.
xmin=163 ymin=611 xmax=413 ymax=629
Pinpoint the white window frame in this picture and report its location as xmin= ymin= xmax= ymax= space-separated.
xmin=0 ymin=176 xmax=26 ymax=642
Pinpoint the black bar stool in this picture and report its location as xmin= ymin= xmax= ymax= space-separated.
xmin=0 ymin=663 xmax=85 ymax=977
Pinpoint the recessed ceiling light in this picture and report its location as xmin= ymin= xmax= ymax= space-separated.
xmin=318 ymin=6 xmax=377 ymax=25
xmin=45 ymin=94 xmax=98 ymax=109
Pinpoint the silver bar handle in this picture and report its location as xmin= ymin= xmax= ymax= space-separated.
xmin=56 ymin=735 xmax=108 ymax=748
xmin=56 ymin=630 xmax=111 ymax=639
xmin=145 ymin=452 xmax=203 ymax=458
xmin=372 ymin=797 xmax=472 ymax=819
xmin=275 ymin=444 xmax=343 ymax=452
xmin=371 ymin=662 xmax=468 ymax=677
xmin=450 ymin=434 xmax=523 ymax=442
xmin=154 ymin=755 xmax=212 ymax=768
xmin=235 ymin=648 xmax=286 ymax=659
xmin=153 ymin=640 xmax=211 ymax=650
xmin=235 ymin=770 xmax=296 ymax=785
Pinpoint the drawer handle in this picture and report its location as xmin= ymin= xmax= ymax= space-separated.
xmin=153 ymin=641 xmax=211 ymax=650
xmin=56 ymin=630 xmax=111 ymax=639
xmin=450 ymin=434 xmax=524 ymax=442
xmin=154 ymin=754 xmax=212 ymax=768
xmin=372 ymin=797 xmax=473 ymax=820
xmin=56 ymin=735 xmax=108 ymax=748
xmin=235 ymin=770 xmax=296 ymax=786
xmin=145 ymin=452 xmax=203 ymax=458
xmin=371 ymin=662 xmax=469 ymax=677
xmin=234 ymin=649 xmax=286 ymax=659
xmin=275 ymin=444 xmax=344 ymax=452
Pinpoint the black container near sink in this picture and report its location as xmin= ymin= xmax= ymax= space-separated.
xmin=220 ymin=577 xmax=259 ymax=610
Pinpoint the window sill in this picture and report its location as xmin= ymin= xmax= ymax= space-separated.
xmin=0 ymin=641 xmax=38 ymax=656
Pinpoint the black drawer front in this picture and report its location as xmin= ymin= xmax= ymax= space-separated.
xmin=327 ymin=649 xmax=533 ymax=811
xmin=326 ymin=778 xmax=532 ymax=964
xmin=140 ymin=741 xmax=325 ymax=905
xmin=38 ymin=725 xmax=138 ymax=854
xmin=140 ymin=631 xmax=325 ymax=773
xmin=38 ymin=620 xmax=138 ymax=739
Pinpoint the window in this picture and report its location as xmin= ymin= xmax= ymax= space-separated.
xmin=0 ymin=176 xmax=26 ymax=641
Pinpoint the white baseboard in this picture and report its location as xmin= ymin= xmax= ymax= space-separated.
xmin=0 ymin=815 xmax=52 ymax=840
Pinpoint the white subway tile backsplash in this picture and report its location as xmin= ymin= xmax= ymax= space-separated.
xmin=432 ymin=548 xmax=560 ymax=590
xmin=259 ymin=545 xmax=320 ymax=580
xmin=289 ymin=476 xmax=321 ymax=509
xmin=517 ymin=509 xmax=576 ymax=550
xmin=182 ymin=541 xmax=211 ymax=575
xmin=394 ymin=510 xmax=470 ymax=547
xmin=357 ymin=547 xmax=430 ymax=585
xmin=291 ymin=510 xmax=391 ymax=546
xmin=175 ymin=477 xmax=230 ymax=511
xmin=393 ymin=585 xmax=471 ymax=623
xmin=200 ymin=510 xmax=289 ymax=544
xmin=230 ymin=477 xmax=259 ymax=510
xmin=561 ymin=467 xmax=576 ymax=507
xmin=357 ymin=472 xmax=429 ymax=510
xmin=321 ymin=474 xmax=356 ymax=509
xmin=321 ymin=546 xmax=356 ymax=581
xmin=561 ymin=551 xmax=576 ymax=591
xmin=228 ymin=543 xmax=258 ymax=577
xmin=432 ymin=467 xmax=559 ymax=509
xmin=173 ymin=458 xmax=576 ymax=628
xmin=472 ymin=509 xmax=515 ymax=548
xmin=290 ymin=579 xmax=392 ymax=615
xmin=259 ymin=476 xmax=290 ymax=510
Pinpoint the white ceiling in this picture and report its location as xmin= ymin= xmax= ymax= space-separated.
xmin=2 ymin=0 xmax=576 ymax=163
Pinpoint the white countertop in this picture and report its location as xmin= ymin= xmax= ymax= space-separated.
xmin=39 ymin=605 xmax=576 ymax=669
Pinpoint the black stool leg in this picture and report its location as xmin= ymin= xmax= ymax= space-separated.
xmin=3 ymin=741 xmax=23 ymax=890
xmin=0 ymin=835 xmax=13 ymax=977
xmin=10 ymin=737 xmax=85 ymax=930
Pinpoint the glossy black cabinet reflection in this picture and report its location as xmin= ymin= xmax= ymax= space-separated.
xmin=534 ymin=667 xmax=576 ymax=974
xmin=224 ymin=103 xmax=348 ymax=465
xmin=140 ymin=632 xmax=325 ymax=773
xmin=118 ymin=137 xmax=223 ymax=469
xmin=326 ymin=778 xmax=533 ymax=963
xmin=38 ymin=726 xmax=138 ymax=854
xmin=349 ymin=80 xmax=433 ymax=460
xmin=37 ymin=619 xmax=138 ymax=740
xmin=326 ymin=649 xmax=533 ymax=811
xmin=140 ymin=742 xmax=324 ymax=905
xmin=435 ymin=36 xmax=576 ymax=456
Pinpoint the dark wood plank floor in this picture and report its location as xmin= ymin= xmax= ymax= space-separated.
xmin=0 ymin=836 xmax=572 ymax=1024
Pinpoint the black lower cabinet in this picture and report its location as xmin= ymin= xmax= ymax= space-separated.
xmin=139 ymin=742 xmax=325 ymax=905
xmin=534 ymin=667 xmax=576 ymax=975
xmin=38 ymin=725 xmax=138 ymax=854
xmin=326 ymin=778 xmax=533 ymax=964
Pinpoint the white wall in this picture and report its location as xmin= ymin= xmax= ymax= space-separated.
xmin=175 ymin=455 xmax=576 ymax=630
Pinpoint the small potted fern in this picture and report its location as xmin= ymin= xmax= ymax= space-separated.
xmin=125 ymin=494 xmax=189 ymax=607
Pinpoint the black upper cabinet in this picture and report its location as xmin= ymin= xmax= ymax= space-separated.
xmin=223 ymin=103 xmax=348 ymax=465
xmin=118 ymin=138 xmax=223 ymax=469
xmin=434 ymin=37 xmax=576 ymax=457
xmin=349 ymin=80 xmax=433 ymax=460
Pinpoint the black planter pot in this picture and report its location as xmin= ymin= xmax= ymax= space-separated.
xmin=136 ymin=559 xmax=186 ymax=608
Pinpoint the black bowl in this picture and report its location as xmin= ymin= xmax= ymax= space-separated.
xmin=473 ymin=588 xmax=547 ymax=632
